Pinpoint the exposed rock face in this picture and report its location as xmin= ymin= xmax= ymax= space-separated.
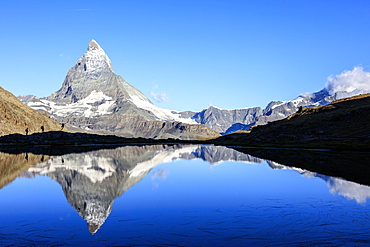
xmin=179 ymin=89 xmax=341 ymax=134
xmin=24 ymin=145 xmax=261 ymax=233
xmin=183 ymin=106 xmax=263 ymax=134
xmin=0 ymin=87 xmax=63 ymax=136
xmin=20 ymin=40 xmax=218 ymax=140
xmin=48 ymin=40 xmax=149 ymax=106
xmin=213 ymin=93 xmax=370 ymax=150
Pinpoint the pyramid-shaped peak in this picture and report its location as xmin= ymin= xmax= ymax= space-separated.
xmin=88 ymin=39 xmax=102 ymax=51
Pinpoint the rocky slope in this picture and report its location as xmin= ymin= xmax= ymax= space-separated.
xmin=0 ymin=86 xmax=63 ymax=136
xmin=211 ymin=93 xmax=370 ymax=150
xmin=179 ymin=89 xmax=346 ymax=134
xmin=19 ymin=40 xmax=218 ymax=140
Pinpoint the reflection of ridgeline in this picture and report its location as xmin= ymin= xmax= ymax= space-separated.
xmin=0 ymin=152 xmax=48 ymax=189
xmin=236 ymin=147 xmax=370 ymax=187
xmin=183 ymin=145 xmax=262 ymax=164
xmin=267 ymin=161 xmax=370 ymax=204
xmin=25 ymin=145 xmax=260 ymax=233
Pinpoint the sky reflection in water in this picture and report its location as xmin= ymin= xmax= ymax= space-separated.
xmin=0 ymin=145 xmax=369 ymax=246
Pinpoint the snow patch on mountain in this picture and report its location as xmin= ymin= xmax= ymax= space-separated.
xmin=84 ymin=39 xmax=114 ymax=72
xmin=129 ymin=95 xmax=197 ymax=124
xmin=28 ymin=90 xmax=115 ymax=118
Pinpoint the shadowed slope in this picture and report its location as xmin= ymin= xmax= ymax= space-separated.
xmin=211 ymin=94 xmax=370 ymax=150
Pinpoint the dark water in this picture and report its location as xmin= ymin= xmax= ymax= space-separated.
xmin=0 ymin=145 xmax=369 ymax=246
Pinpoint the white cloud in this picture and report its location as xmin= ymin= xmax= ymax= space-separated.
xmin=325 ymin=66 xmax=370 ymax=95
xmin=150 ymin=92 xmax=168 ymax=103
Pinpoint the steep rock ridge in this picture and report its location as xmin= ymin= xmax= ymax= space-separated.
xmin=23 ymin=144 xmax=261 ymax=233
xmin=0 ymin=87 xmax=63 ymax=136
xmin=48 ymin=40 xmax=149 ymax=106
xmin=191 ymin=106 xmax=262 ymax=134
xmin=18 ymin=40 xmax=369 ymax=136
xmin=180 ymin=89 xmax=340 ymax=134
xmin=212 ymin=93 xmax=370 ymax=150
xmin=20 ymin=40 xmax=217 ymax=139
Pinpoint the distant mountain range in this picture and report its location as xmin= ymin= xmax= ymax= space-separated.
xmin=178 ymin=87 xmax=368 ymax=134
xmin=18 ymin=40 xmax=370 ymax=137
xmin=211 ymin=93 xmax=370 ymax=150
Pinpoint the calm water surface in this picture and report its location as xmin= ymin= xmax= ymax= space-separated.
xmin=0 ymin=145 xmax=369 ymax=246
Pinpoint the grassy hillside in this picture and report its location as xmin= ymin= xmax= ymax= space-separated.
xmin=0 ymin=87 xmax=64 ymax=136
xmin=210 ymin=93 xmax=370 ymax=150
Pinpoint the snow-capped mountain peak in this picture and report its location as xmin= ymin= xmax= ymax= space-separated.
xmin=88 ymin=39 xmax=102 ymax=51
xmin=83 ymin=39 xmax=114 ymax=73
xmin=20 ymin=39 xmax=209 ymax=138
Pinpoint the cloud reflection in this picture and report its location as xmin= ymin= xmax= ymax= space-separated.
xmin=267 ymin=160 xmax=370 ymax=204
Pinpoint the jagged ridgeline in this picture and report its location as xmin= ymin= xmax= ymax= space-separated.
xmin=19 ymin=40 xmax=367 ymax=137
xmin=19 ymin=40 xmax=219 ymax=140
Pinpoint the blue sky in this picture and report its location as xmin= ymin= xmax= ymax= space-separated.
xmin=1 ymin=0 xmax=370 ymax=111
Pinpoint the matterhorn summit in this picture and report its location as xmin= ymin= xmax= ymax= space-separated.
xmin=21 ymin=40 xmax=219 ymax=139
xmin=48 ymin=39 xmax=149 ymax=105
xmin=85 ymin=39 xmax=114 ymax=73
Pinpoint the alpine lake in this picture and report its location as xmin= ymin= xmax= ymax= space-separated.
xmin=0 ymin=144 xmax=369 ymax=246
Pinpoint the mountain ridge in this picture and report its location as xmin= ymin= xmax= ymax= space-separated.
xmin=210 ymin=93 xmax=370 ymax=150
xmin=18 ymin=40 xmax=370 ymax=137
xmin=19 ymin=40 xmax=219 ymax=140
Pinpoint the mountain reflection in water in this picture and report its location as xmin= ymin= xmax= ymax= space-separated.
xmin=1 ymin=144 xmax=370 ymax=236
xmin=20 ymin=145 xmax=261 ymax=233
